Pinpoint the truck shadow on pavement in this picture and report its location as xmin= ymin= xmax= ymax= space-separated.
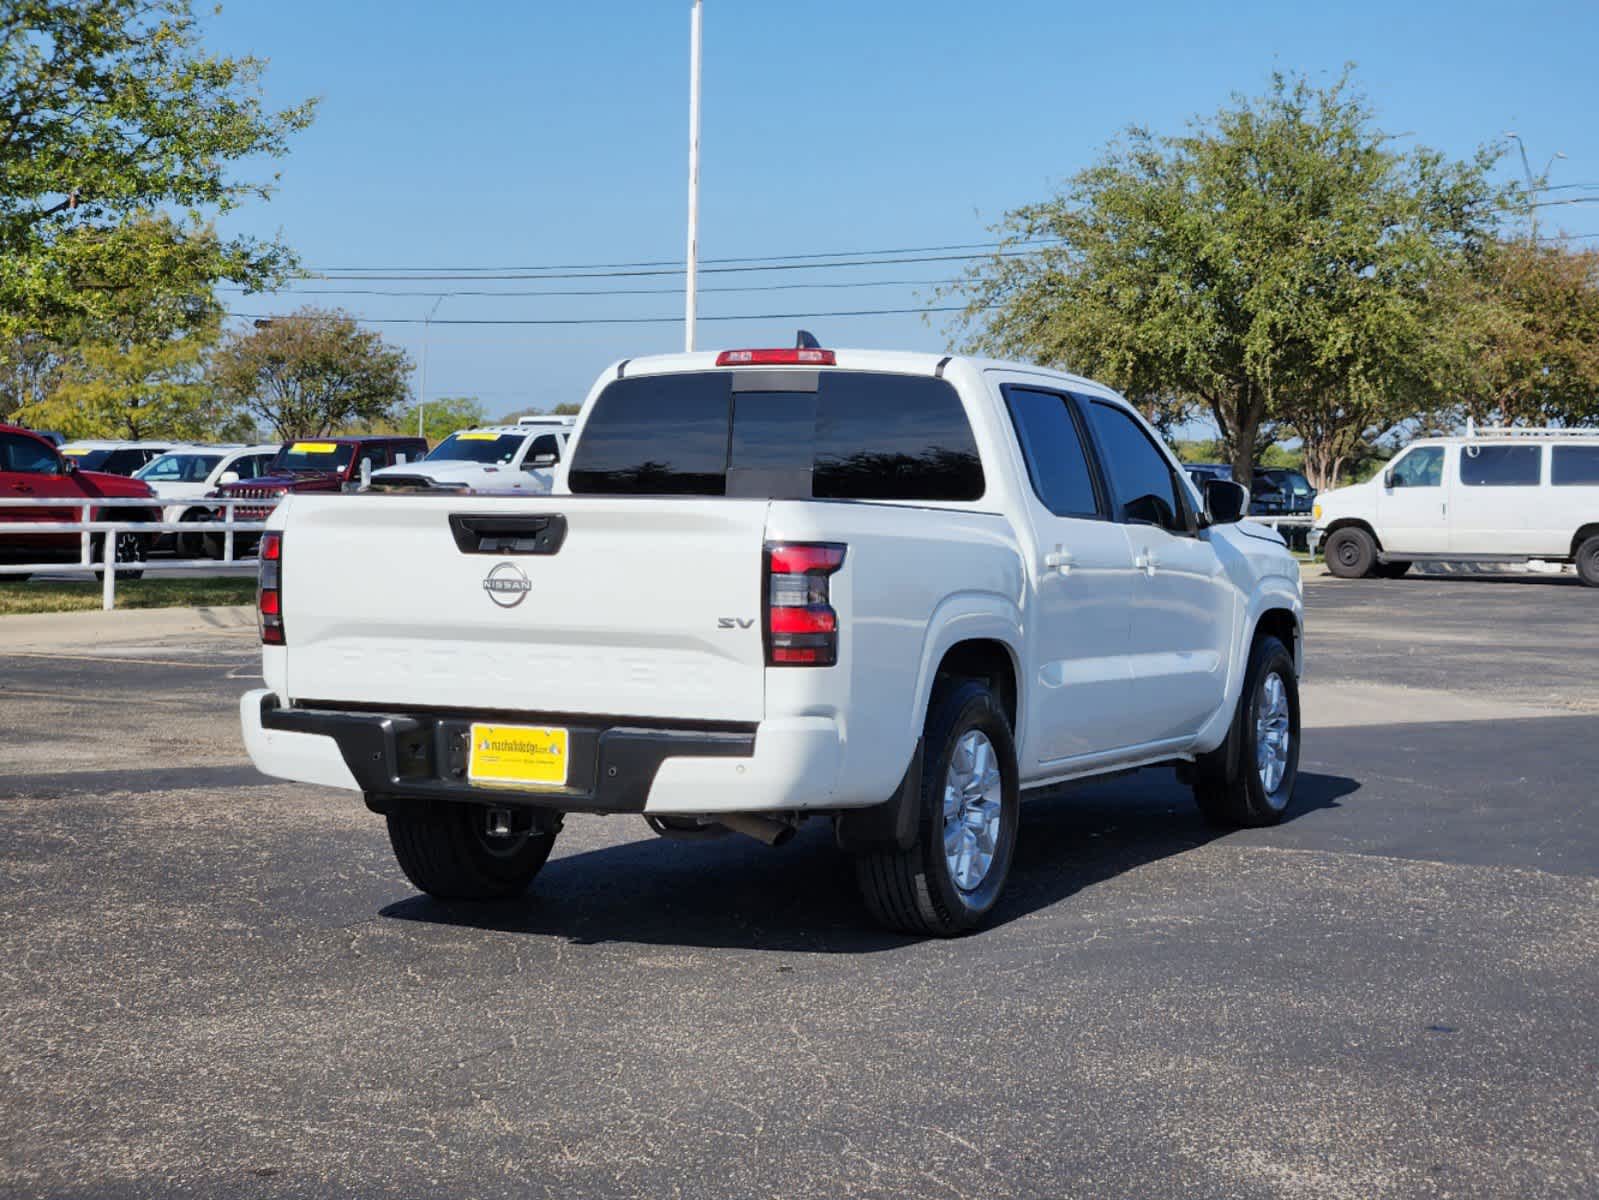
xmin=379 ymin=769 xmax=1357 ymax=953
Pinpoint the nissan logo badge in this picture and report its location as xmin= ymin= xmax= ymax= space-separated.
xmin=483 ymin=562 xmax=532 ymax=608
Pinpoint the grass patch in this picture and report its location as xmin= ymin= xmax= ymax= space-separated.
xmin=0 ymin=576 xmax=256 ymax=616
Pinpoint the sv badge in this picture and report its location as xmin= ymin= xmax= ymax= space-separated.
xmin=717 ymin=617 xmax=756 ymax=630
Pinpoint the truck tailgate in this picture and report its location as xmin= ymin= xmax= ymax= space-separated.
xmin=279 ymin=495 xmax=770 ymax=722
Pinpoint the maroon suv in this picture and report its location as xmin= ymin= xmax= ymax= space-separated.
xmin=208 ymin=436 xmax=429 ymax=552
xmin=0 ymin=424 xmax=162 ymax=576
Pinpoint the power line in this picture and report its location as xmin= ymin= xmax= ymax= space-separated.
xmin=305 ymin=250 xmax=1034 ymax=283
xmin=227 ymin=304 xmax=984 ymax=327
xmin=223 ymin=277 xmax=963 ymax=299
xmin=306 ymin=239 xmax=1057 ymax=275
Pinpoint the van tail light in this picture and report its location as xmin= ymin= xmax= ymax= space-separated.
xmin=259 ymin=531 xmax=285 ymax=645
xmin=764 ymin=542 xmax=845 ymax=666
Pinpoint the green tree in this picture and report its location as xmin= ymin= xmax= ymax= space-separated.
xmin=0 ymin=0 xmax=315 ymax=343
xmin=1435 ymin=238 xmax=1599 ymax=429
xmin=15 ymin=318 xmax=232 ymax=440
xmin=0 ymin=332 xmax=66 ymax=424
xmin=208 ymin=308 xmax=413 ymax=439
xmin=388 ymin=396 xmax=489 ymax=442
xmin=946 ymin=69 xmax=1501 ymax=484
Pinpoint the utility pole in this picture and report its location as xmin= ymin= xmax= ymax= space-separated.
xmin=418 ymin=296 xmax=444 ymax=438
xmin=684 ymin=0 xmax=703 ymax=352
xmin=1504 ymin=132 xmax=1566 ymax=242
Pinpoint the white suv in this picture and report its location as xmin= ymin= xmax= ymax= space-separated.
xmin=1314 ymin=426 xmax=1599 ymax=585
xmin=135 ymin=444 xmax=282 ymax=554
xmin=366 ymin=422 xmax=572 ymax=494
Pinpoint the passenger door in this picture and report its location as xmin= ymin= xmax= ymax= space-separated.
xmin=1080 ymin=397 xmax=1232 ymax=746
xmin=1375 ymin=446 xmax=1449 ymax=553
xmin=998 ymin=384 xmax=1136 ymax=766
xmin=1449 ymin=443 xmax=1545 ymax=555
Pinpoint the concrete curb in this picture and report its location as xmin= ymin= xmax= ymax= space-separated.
xmin=0 ymin=604 xmax=256 ymax=650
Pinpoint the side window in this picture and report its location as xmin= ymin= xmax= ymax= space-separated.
xmin=1083 ymin=400 xmax=1187 ymax=531
xmin=1 ymin=433 xmax=61 ymax=474
xmin=1002 ymin=386 xmax=1102 ymax=517
xmin=1389 ymin=447 xmax=1444 ymax=488
xmin=1460 ymin=445 xmax=1540 ymax=487
xmin=355 ymin=446 xmax=386 ymax=477
xmin=1551 ymin=445 xmax=1599 ymax=486
xmin=523 ymin=434 xmax=561 ymax=471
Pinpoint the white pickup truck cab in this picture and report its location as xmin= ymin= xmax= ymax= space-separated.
xmin=366 ymin=421 xmax=573 ymax=494
xmin=1315 ymin=426 xmax=1599 ymax=585
xmin=240 ymin=346 xmax=1304 ymax=934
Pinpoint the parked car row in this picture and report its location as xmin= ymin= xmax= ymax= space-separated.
xmin=1181 ymin=463 xmax=1316 ymax=517
xmin=0 ymin=417 xmax=577 ymax=569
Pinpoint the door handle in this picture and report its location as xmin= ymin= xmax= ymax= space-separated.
xmin=11 ymin=483 xmax=33 ymax=493
xmin=1043 ymin=548 xmax=1074 ymax=575
xmin=1134 ymin=550 xmax=1158 ymax=576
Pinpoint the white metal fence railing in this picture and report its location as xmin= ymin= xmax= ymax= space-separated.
xmin=0 ymin=495 xmax=279 ymax=610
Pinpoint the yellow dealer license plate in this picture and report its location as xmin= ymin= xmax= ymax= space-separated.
xmin=467 ymin=723 xmax=569 ymax=789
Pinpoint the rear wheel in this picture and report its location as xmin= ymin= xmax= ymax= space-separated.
xmin=1374 ymin=560 xmax=1412 ymax=579
xmin=1193 ymin=634 xmax=1300 ymax=828
xmin=853 ymin=679 xmax=1020 ymax=937
xmin=1576 ymin=536 xmax=1599 ymax=588
xmin=1324 ymin=527 xmax=1377 ymax=578
xmin=386 ymin=800 xmax=557 ymax=901
xmin=92 ymin=528 xmax=149 ymax=581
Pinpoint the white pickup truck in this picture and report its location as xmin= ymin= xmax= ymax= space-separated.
xmin=240 ymin=345 xmax=1303 ymax=935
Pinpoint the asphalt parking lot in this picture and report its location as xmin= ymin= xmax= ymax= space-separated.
xmin=2 ymin=575 xmax=1596 ymax=1199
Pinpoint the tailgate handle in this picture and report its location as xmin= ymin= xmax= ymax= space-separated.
xmin=448 ymin=513 xmax=567 ymax=555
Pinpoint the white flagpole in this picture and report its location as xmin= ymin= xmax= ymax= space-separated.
xmin=684 ymin=0 xmax=703 ymax=352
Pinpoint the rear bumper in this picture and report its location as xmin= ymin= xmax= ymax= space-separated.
xmin=239 ymin=690 xmax=844 ymax=814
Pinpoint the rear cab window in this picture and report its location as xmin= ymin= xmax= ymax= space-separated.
xmin=568 ymin=370 xmax=984 ymax=502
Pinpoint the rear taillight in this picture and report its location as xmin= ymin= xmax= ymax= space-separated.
xmin=259 ymin=531 xmax=284 ymax=645
xmin=764 ymin=542 xmax=845 ymax=667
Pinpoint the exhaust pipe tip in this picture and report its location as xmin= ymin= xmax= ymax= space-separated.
xmin=716 ymin=813 xmax=797 ymax=847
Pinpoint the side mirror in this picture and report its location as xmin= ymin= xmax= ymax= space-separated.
xmin=218 ymin=470 xmax=240 ymax=485
xmin=1382 ymin=468 xmax=1396 ymax=489
xmin=60 ymin=457 xmax=78 ymax=474
xmin=1202 ymin=478 xmax=1248 ymax=525
xmin=527 ymin=453 xmax=558 ymax=469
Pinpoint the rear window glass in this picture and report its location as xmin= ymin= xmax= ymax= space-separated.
xmin=1551 ymin=445 xmax=1599 ymax=486
xmin=568 ymin=371 xmax=984 ymax=501
xmin=1459 ymin=445 xmax=1541 ymax=487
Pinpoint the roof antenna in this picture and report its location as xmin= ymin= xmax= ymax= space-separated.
xmin=795 ymin=329 xmax=821 ymax=350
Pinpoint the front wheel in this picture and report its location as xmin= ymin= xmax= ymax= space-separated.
xmin=1193 ymin=634 xmax=1301 ymax=828
xmin=93 ymin=529 xmax=149 ymax=581
xmin=853 ymin=679 xmax=1020 ymax=936
xmin=1576 ymin=535 xmax=1599 ymax=588
xmin=1323 ymin=527 xmax=1376 ymax=578
xmin=386 ymin=800 xmax=558 ymax=901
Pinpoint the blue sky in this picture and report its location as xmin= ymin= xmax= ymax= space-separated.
xmin=207 ymin=0 xmax=1599 ymax=419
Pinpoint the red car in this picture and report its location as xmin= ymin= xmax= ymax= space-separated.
xmin=207 ymin=436 xmax=429 ymax=554
xmin=0 ymin=424 xmax=162 ymax=577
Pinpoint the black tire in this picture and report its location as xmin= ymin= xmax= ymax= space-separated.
xmin=1576 ymin=536 xmax=1599 ymax=588
xmin=1193 ymin=634 xmax=1301 ymax=827
xmin=1374 ymin=560 xmax=1412 ymax=579
xmin=853 ymin=679 xmax=1020 ymax=937
xmin=386 ymin=800 xmax=557 ymax=901
xmin=175 ymin=510 xmax=211 ymax=559
xmin=92 ymin=528 xmax=149 ymax=582
xmin=1324 ymin=527 xmax=1377 ymax=578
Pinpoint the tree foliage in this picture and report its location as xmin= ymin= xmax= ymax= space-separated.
xmin=947 ymin=69 xmax=1504 ymax=485
xmin=15 ymin=317 xmax=230 ymax=439
xmin=208 ymin=308 xmax=413 ymax=439
xmin=1435 ymin=238 xmax=1599 ymax=429
xmin=389 ymin=396 xmax=489 ymax=442
xmin=0 ymin=0 xmax=315 ymax=342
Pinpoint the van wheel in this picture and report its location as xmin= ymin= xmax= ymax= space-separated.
xmin=1324 ymin=527 xmax=1376 ymax=578
xmin=853 ymin=679 xmax=1020 ymax=937
xmin=1375 ymin=560 xmax=1412 ymax=579
xmin=1193 ymin=634 xmax=1300 ymax=827
xmin=386 ymin=800 xmax=557 ymax=901
xmin=1576 ymin=536 xmax=1599 ymax=587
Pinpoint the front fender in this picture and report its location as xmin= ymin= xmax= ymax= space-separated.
xmin=1193 ymin=571 xmax=1303 ymax=753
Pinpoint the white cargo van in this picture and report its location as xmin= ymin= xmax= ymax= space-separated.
xmin=1314 ymin=426 xmax=1599 ymax=585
